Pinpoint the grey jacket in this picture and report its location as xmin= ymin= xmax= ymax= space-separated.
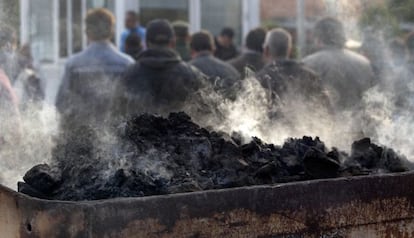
xmin=190 ymin=52 xmax=240 ymax=98
xmin=303 ymin=48 xmax=374 ymax=110
xmin=56 ymin=41 xmax=134 ymax=128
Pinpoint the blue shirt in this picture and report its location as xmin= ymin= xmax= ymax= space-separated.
xmin=120 ymin=26 xmax=146 ymax=52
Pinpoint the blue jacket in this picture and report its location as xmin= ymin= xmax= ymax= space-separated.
xmin=56 ymin=41 xmax=134 ymax=128
xmin=120 ymin=26 xmax=146 ymax=52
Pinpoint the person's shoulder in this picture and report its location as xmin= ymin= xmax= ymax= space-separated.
xmin=343 ymin=49 xmax=371 ymax=65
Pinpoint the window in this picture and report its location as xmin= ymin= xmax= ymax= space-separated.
xmin=140 ymin=0 xmax=189 ymax=26
xmin=28 ymin=0 xmax=56 ymax=62
xmin=201 ymin=0 xmax=242 ymax=45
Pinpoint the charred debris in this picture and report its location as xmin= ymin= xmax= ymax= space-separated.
xmin=19 ymin=112 xmax=413 ymax=201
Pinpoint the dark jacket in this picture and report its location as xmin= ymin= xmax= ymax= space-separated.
xmin=190 ymin=52 xmax=240 ymax=97
xmin=113 ymin=48 xmax=206 ymax=118
xmin=214 ymin=37 xmax=238 ymax=61
xmin=56 ymin=41 xmax=134 ymax=128
xmin=228 ymin=50 xmax=266 ymax=78
xmin=256 ymin=59 xmax=330 ymax=109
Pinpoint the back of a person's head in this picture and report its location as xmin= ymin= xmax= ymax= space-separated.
xmin=405 ymin=32 xmax=414 ymax=57
xmin=125 ymin=33 xmax=142 ymax=50
xmin=190 ymin=30 xmax=215 ymax=52
xmin=264 ymin=28 xmax=292 ymax=59
xmin=172 ymin=21 xmax=190 ymax=39
xmin=0 ymin=24 xmax=15 ymax=49
xmin=314 ymin=17 xmax=346 ymax=48
xmin=246 ymin=27 xmax=266 ymax=53
xmin=220 ymin=27 xmax=235 ymax=39
xmin=146 ymin=19 xmax=175 ymax=48
xmin=85 ymin=8 xmax=115 ymax=41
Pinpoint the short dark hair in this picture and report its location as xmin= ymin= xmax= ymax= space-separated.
xmin=85 ymin=8 xmax=115 ymax=41
xmin=0 ymin=24 xmax=15 ymax=48
xmin=172 ymin=21 xmax=189 ymax=39
xmin=190 ymin=31 xmax=215 ymax=52
xmin=146 ymin=19 xmax=175 ymax=47
xmin=125 ymin=33 xmax=142 ymax=49
xmin=264 ymin=28 xmax=292 ymax=58
xmin=126 ymin=11 xmax=139 ymax=21
xmin=220 ymin=27 xmax=235 ymax=39
xmin=314 ymin=17 xmax=346 ymax=48
xmin=246 ymin=27 xmax=266 ymax=53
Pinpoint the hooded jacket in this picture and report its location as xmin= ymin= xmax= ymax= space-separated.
xmin=112 ymin=48 xmax=206 ymax=117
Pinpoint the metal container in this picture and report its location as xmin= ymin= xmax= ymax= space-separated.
xmin=2 ymin=172 xmax=414 ymax=237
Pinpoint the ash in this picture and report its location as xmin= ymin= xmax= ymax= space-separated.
xmin=18 ymin=112 xmax=413 ymax=201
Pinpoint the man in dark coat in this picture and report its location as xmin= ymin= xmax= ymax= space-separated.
xmin=256 ymin=28 xmax=330 ymax=109
xmin=113 ymin=19 xmax=206 ymax=118
xmin=214 ymin=27 xmax=239 ymax=61
xmin=229 ymin=27 xmax=267 ymax=79
xmin=56 ymin=8 xmax=134 ymax=129
xmin=189 ymin=30 xmax=240 ymax=98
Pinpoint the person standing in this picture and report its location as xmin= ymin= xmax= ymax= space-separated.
xmin=214 ymin=27 xmax=239 ymax=61
xmin=113 ymin=19 xmax=206 ymax=118
xmin=256 ymin=28 xmax=330 ymax=108
xmin=189 ymin=30 xmax=240 ymax=98
xmin=120 ymin=11 xmax=146 ymax=52
xmin=229 ymin=27 xmax=267 ymax=78
xmin=172 ymin=21 xmax=191 ymax=62
xmin=303 ymin=17 xmax=374 ymax=111
xmin=56 ymin=8 xmax=134 ymax=129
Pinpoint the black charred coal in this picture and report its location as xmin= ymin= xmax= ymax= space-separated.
xmin=18 ymin=113 xmax=413 ymax=201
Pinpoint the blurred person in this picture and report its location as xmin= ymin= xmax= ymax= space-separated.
xmin=303 ymin=17 xmax=374 ymax=111
xmin=13 ymin=43 xmax=44 ymax=106
xmin=172 ymin=21 xmax=191 ymax=61
xmin=189 ymin=30 xmax=240 ymax=99
xmin=229 ymin=27 xmax=267 ymax=78
xmin=56 ymin=8 xmax=134 ymax=129
xmin=256 ymin=28 xmax=330 ymax=109
xmin=124 ymin=33 xmax=143 ymax=61
xmin=388 ymin=38 xmax=407 ymax=70
xmin=360 ymin=32 xmax=390 ymax=82
xmin=112 ymin=19 xmax=206 ymax=118
xmin=120 ymin=11 xmax=146 ymax=52
xmin=0 ymin=24 xmax=20 ymax=144
xmin=215 ymin=27 xmax=239 ymax=61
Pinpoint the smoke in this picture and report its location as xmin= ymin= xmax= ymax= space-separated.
xmin=0 ymin=102 xmax=59 ymax=189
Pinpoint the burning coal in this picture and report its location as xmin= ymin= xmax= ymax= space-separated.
xmin=19 ymin=112 xmax=412 ymax=201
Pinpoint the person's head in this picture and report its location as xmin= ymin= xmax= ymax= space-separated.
xmin=172 ymin=21 xmax=190 ymax=42
xmin=0 ymin=24 xmax=16 ymax=51
xmin=85 ymin=8 xmax=115 ymax=42
xmin=217 ymin=27 xmax=235 ymax=47
xmin=125 ymin=33 xmax=143 ymax=52
xmin=125 ymin=11 xmax=139 ymax=30
xmin=245 ymin=27 xmax=267 ymax=53
xmin=146 ymin=19 xmax=176 ymax=49
xmin=190 ymin=30 xmax=215 ymax=57
xmin=263 ymin=28 xmax=292 ymax=60
xmin=405 ymin=32 xmax=414 ymax=60
xmin=313 ymin=17 xmax=346 ymax=48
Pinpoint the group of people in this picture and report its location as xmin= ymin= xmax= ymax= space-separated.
xmin=2 ymin=7 xmax=414 ymax=140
